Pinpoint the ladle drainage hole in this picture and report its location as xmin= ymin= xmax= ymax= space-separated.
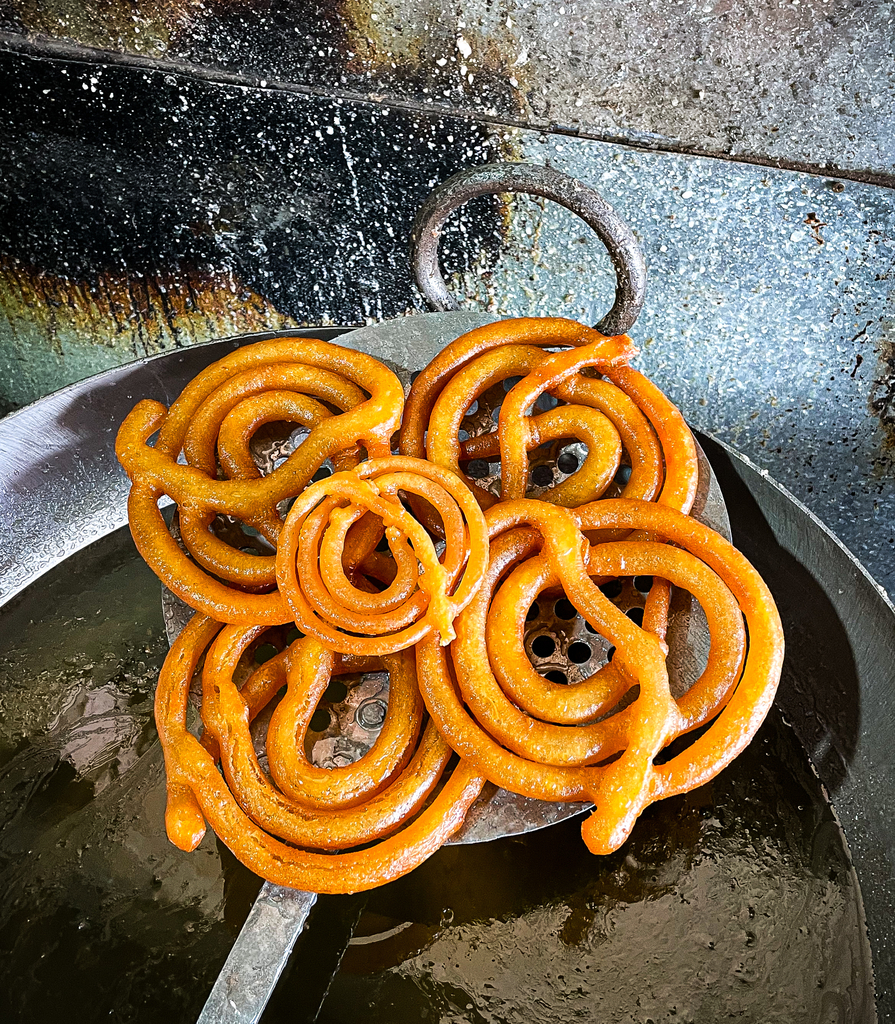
xmin=544 ymin=669 xmax=568 ymax=685
xmin=310 ymin=708 xmax=331 ymax=732
xmin=557 ymin=450 xmax=579 ymax=474
xmin=531 ymin=635 xmax=556 ymax=658
xmin=554 ymin=598 xmax=577 ymax=620
xmin=568 ymin=641 xmax=592 ymax=664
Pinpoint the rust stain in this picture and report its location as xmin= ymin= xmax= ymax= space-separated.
xmin=803 ymin=212 xmax=827 ymax=245
xmin=869 ymin=319 xmax=895 ymax=465
xmin=4 ymin=0 xmax=206 ymax=53
xmin=0 ymin=256 xmax=300 ymax=408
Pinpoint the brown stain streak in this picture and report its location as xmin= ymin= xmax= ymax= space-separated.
xmin=0 ymin=255 xmax=300 ymax=407
xmin=5 ymin=0 xmax=209 ymax=55
xmin=804 ymin=212 xmax=827 ymax=245
xmin=868 ymin=314 xmax=895 ymax=466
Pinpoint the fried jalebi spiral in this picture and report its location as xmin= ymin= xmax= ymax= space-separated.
xmin=416 ymin=497 xmax=784 ymax=856
xmin=118 ymin=318 xmax=784 ymax=893
xmin=155 ymin=613 xmax=484 ymax=893
xmin=404 ymin=315 xmax=700 ymax=672
xmin=401 ymin=316 xmax=697 ymax=518
xmin=115 ymin=338 xmax=405 ymax=625
xmin=275 ymin=456 xmax=490 ymax=655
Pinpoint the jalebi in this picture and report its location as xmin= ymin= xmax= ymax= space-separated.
xmin=275 ymin=456 xmax=490 ymax=654
xmin=116 ymin=316 xmax=783 ymax=895
xmin=416 ymin=497 xmax=783 ymax=856
xmin=405 ymin=315 xmax=703 ymax=678
xmin=155 ymin=614 xmax=483 ymax=892
xmin=116 ymin=338 xmax=404 ymax=624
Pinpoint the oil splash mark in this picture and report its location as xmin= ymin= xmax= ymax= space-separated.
xmin=3 ymin=0 xmax=534 ymax=123
xmin=0 ymin=256 xmax=299 ymax=411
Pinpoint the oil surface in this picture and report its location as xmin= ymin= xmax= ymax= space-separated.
xmin=0 ymin=529 xmax=875 ymax=1023
xmin=318 ymin=711 xmax=875 ymax=1024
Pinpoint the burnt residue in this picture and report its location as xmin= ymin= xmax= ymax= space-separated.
xmin=0 ymin=47 xmax=504 ymax=408
xmin=0 ymin=256 xmax=300 ymax=412
xmin=170 ymin=0 xmax=351 ymax=94
xmin=0 ymin=0 xmax=180 ymax=52
xmin=336 ymin=1 xmax=529 ymax=121
xmin=0 ymin=50 xmax=495 ymax=297
xmin=804 ymin=211 xmax=827 ymax=245
xmin=0 ymin=257 xmax=297 ymax=350
xmin=0 ymin=0 xmax=530 ymax=125
xmin=0 ymin=2 xmax=24 ymax=33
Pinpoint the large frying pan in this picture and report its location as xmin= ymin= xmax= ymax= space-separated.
xmin=0 ymin=316 xmax=891 ymax=1021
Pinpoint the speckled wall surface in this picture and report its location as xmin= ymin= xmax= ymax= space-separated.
xmin=0 ymin=49 xmax=500 ymax=405
xmin=0 ymin=2 xmax=892 ymax=594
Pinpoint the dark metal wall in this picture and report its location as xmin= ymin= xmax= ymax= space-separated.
xmin=0 ymin=46 xmax=499 ymax=399
xmin=0 ymin=1 xmax=892 ymax=593
xmin=2 ymin=0 xmax=893 ymax=182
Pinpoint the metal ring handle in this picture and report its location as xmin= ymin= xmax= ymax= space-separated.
xmin=410 ymin=162 xmax=647 ymax=336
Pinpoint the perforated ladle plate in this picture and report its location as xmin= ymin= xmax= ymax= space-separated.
xmin=161 ymin=311 xmax=731 ymax=843
xmin=160 ymin=311 xmax=732 ymax=1024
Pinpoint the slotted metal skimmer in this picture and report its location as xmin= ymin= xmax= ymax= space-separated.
xmin=160 ymin=305 xmax=732 ymax=1024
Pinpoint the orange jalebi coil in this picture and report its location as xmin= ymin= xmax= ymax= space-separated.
xmin=116 ymin=317 xmax=784 ymax=894
xmin=400 ymin=316 xmax=697 ymax=516
xmin=275 ymin=456 xmax=490 ymax=655
xmin=115 ymin=338 xmax=405 ymax=624
xmin=416 ymin=497 xmax=784 ymax=857
xmin=155 ymin=614 xmax=483 ymax=893
xmin=400 ymin=316 xmax=701 ymax=656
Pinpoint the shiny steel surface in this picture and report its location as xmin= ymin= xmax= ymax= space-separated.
xmin=196 ymin=884 xmax=317 ymax=1024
